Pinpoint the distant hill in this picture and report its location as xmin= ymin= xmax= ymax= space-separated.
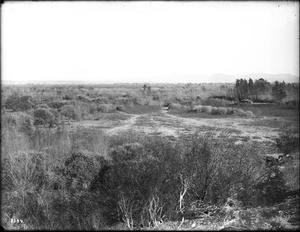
xmin=2 ymin=73 xmax=298 ymax=85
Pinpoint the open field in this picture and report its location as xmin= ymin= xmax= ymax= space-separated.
xmin=1 ymin=82 xmax=299 ymax=230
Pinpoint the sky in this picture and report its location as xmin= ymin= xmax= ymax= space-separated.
xmin=2 ymin=1 xmax=299 ymax=83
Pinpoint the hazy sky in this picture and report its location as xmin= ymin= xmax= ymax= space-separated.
xmin=2 ymin=1 xmax=299 ymax=83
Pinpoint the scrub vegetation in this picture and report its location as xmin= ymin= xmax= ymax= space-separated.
xmin=1 ymin=79 xmax=299 ymax=230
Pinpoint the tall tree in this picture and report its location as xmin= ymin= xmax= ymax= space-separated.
xmin=248 ymin=78 xmax=254 ymax=99
xmin=272 ymin=81 xmax=287 ymax=102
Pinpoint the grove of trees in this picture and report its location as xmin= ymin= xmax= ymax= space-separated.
xmin=233 ymin=78 xmax=297 ymax=102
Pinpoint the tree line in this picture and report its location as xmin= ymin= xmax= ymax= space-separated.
xmin=233 ymin=78 xmax=297 ymax=102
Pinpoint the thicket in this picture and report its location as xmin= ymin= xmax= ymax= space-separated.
xmin=2 ymin=126 xmax=297 ymax=230
xmin=33 ymin=108 xmax=56 ymax=127
xmin=4 ymin=92 xmax=34 ymax=111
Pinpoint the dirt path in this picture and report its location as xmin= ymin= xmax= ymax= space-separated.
xmin=106 ymin=114 xmax=139 ymax=135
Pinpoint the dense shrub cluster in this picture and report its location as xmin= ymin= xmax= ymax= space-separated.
xmin=5 ymin=92 xmax=34 ymax=111
xmin=33 ymin=108 xmax=56 ymax=127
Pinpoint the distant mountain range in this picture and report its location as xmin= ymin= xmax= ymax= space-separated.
xmin=2 ymin=73 xmax=299 ymax=85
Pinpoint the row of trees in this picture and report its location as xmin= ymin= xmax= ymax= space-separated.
xmin=234 ymin=78 xmax=270 ymax=101
xmin=234 ymin=78 xmax=296 ymax=102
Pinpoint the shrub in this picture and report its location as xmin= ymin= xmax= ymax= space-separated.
xmin=62 ymin=94 xmax=73 ymax=100
xmin=88 ymin=103 xmax=98 ymax=114
xmin=169 ymin=103 xmax=182 ymax=109
xmin=109 ymin=142 xmax=145 ymax=163
xmin=226 ymin=107 xmax=236 ymax=115
xmin=210 ymin=107 xmax=220 ymax=115
xmin=5 ymin=92 xmax=34 ymax=111
xmin=17 ymin=112 xmax=35 ymax=136
xmin=245 ymin=111 xmax=254 ymax=117
xmin=72 ymin=102 xmax=90 ymax=120
xmin=92 ymin=97 xmax=109 ymax=104
xmin=60 ymin=105 xmax=77 ymax=120
xmin=97 ymin=104 xmax=115 ymax=113
xmin=48 ymin=100 xmax=68 ymax=109
xmin=116 ymin=97 xmax=129 ymax=105
xmin=2 ymin=151 xmax=50 ymax=228
xmin=200 ymin=106 xmax=212 ymax=114
xmin=2 ymin=112 xmax=34 ymax=136
xmin=60 ymin=150 xmax=106 ymax=192
xmin=276 ymin=125 xmax=299 ymax=155
xmin=2 ymin=151 xmax=49 ymax=191
xmin=211 ymin=107 xmax=227 ymax=115
xmin=202 ymin=97 xmax=232 ymax=107
xmin=281 ymin=155 xmax=299 ymax=190
xmin=76 ymin=94 xmax=91 ymax=102
xmin=116 ymin=105 xmax=124 ymax=111
xmin=33 ymin=108 xmax=56 ymax=127
xmin=193 ymin=105 xmax=203 ymax=111
xmin=233 ymin=108 xmax=246 ymax=116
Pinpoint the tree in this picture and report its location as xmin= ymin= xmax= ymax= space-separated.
xmin=248 ymin=78 xmax=254 ymax=99
xmin=253 ymin=78 xmax=270 ymax=99
xmin=234 ymin=79 xmax=249 ymax=100
xmin=272 ymin=81 xmax=287 ymax=102
xmin=143 ymin=84 xmax=147 ymax=92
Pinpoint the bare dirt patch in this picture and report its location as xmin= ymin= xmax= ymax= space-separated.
xmin=68 ymin=108 xmax=281 ymax=145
